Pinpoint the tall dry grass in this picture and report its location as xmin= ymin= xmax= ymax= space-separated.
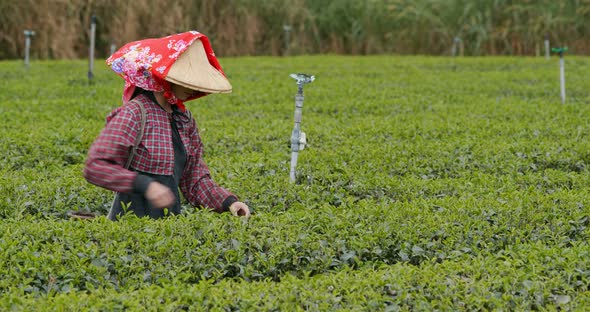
xmin=0 ymin=0 xmax=589 ymax=59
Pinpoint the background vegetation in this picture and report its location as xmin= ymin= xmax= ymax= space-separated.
xmin=1 ymin=0 xmax=589 ymax=59
xmin=1 ymin=54 xmax=590 ymax=309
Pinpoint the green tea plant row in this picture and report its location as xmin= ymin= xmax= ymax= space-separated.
xmin=2 ymin=250 xmax=590 ymax=311
xmin=0 ymin=204 xmax=589 ymax=310
xmin=1 ymin=56 xmax=590 ymax=309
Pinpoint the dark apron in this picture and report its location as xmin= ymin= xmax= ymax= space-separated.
xmin=108 ymin=115 xmax=187 ymax=220
xmin=108 ymin=173 xmax=182 ymax=220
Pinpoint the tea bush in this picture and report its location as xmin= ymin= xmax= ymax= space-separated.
xmin=0 ymin=56 xmax=589 ymax=310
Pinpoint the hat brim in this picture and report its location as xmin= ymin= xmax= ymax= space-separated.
xmin=165 ymin=39 xmax=232 ymax=94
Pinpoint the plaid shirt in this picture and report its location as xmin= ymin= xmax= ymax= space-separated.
xmin=84 ymin=94 xmax=234 ymax=212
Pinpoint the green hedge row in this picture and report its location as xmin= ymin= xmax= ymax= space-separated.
xmin=1 ymin=195 xmax=589 ymax=303
xmin=1 ymin=56 xmax=590 ymax=309
xmin=2 ymin=241 xmax=589 ymax=310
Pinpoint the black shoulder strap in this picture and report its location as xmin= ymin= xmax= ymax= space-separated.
xmin=124 ymin=99 xmax=147 ymax=169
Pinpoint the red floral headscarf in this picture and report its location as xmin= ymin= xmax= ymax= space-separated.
xmin=106 ymin=31 xmax=226 ymax=112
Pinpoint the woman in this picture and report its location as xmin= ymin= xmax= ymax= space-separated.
xmin=84 ymin=31 xmax=250 ymax=220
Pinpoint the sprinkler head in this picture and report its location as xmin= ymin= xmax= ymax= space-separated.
xmin=290 ymin=73 xmax=315 ymax=85
xmin=299 ymin=132 xmax=307 ymax=150
xmin=551 ymin=47 xmax=568 ymax=56
xmin=23 ymin=30 xmax=35 ymax=37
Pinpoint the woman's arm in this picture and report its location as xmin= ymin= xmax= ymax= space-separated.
xmin=179 ymin=117 xmax=236 ymax=212
xmin=83 ymin=105 xmax=145 ymax=194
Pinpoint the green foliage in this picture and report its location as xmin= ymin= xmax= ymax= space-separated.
xmin=1 ymin=55 xmax=590 ymax=309
xmin=2 ymin=0 xmax=590 ymax=58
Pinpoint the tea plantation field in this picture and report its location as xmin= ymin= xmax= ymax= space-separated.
xmin=1 ymin=55 xmax=590 ymax=310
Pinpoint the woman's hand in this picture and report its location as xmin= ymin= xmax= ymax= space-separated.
xmin=229 ymin=201 xmax=251 ymax=217
xmin=145 ymin=182 xmax=175 ymax=209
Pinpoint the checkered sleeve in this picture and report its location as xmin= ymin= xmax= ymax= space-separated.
xmin=180 ymin=118 xmax=235 ymax=212
xmin=83 ymin=105 xmax=140 ymax=194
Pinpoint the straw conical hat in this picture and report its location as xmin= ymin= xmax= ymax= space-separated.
xmin=166 ymin=39 xmax=232 ymax=93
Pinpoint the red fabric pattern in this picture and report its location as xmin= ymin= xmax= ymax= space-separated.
xmin=106 ymin=31 xmax=226 ymax=112
xmin=84 ymin=94 xmax=234 ymax=212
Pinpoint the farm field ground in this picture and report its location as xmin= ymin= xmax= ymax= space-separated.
xmin=1 ymin=55 xmax=590 ymax=310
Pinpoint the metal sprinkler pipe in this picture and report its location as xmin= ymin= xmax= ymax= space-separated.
xmin=88 ymin=14 xmax=97 ymax=81
xmin=552 ymin=47 xmax=568 ymax=104
xmin=452 ymin=37 xmax=461 ymax=57
xmin=110 ymin=40 xmax=117 ymax=56
xmin=289 ymin=73 xmax=315 ymax=183
xmin=544 ymin=34 xmax=550 ymax=60
xmin=283 ymin=25 xmax=292 ymax=56
xmin=23 ymin=30 xmax=35 ymax=69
